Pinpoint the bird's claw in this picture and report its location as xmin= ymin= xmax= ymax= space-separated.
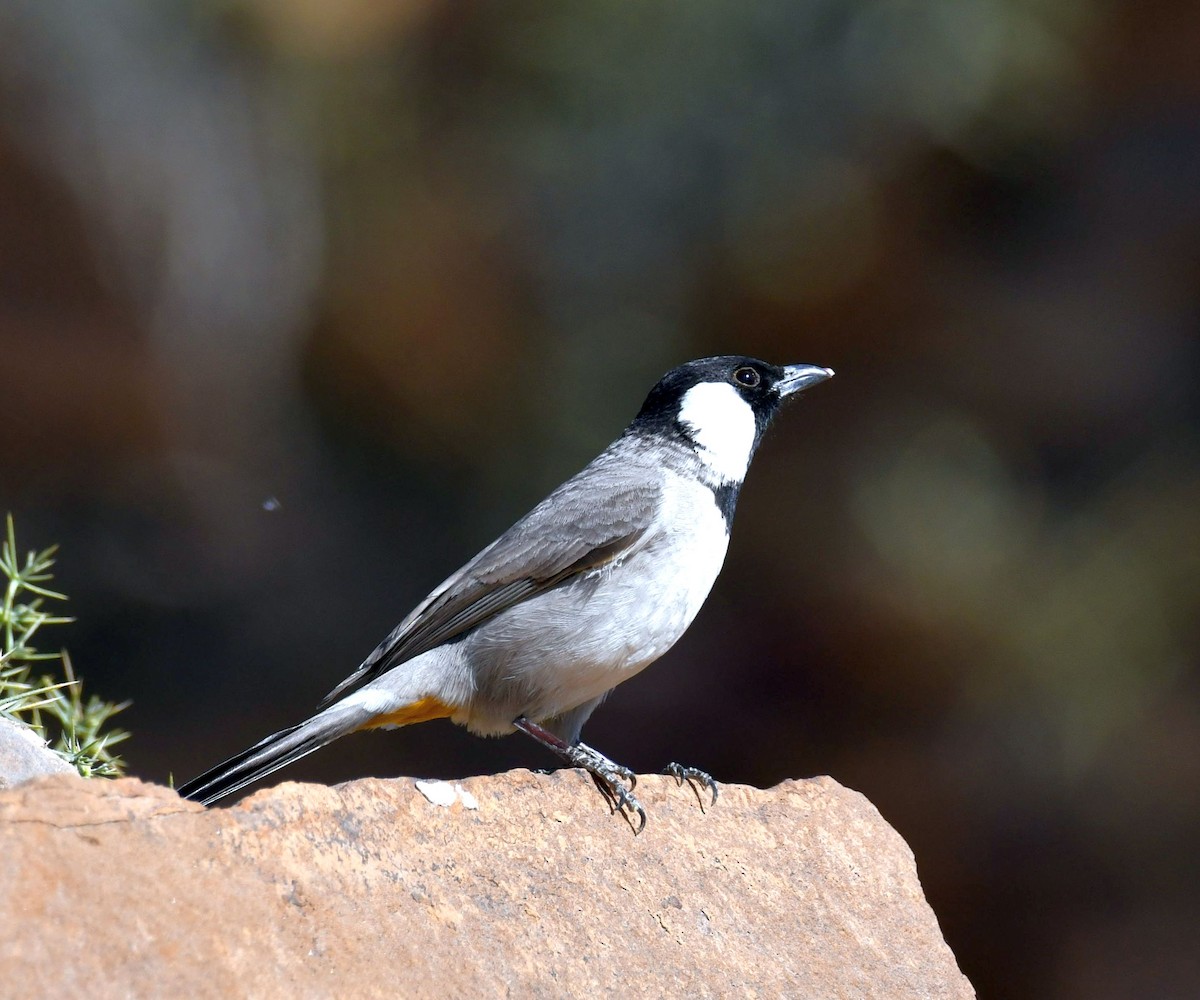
xmin=665 ymin=762 xmax=719 ymax=809
xmin=568 ymin=741 xmax=646 ymax=834
xmin=588 ymin=769 xmax=646 ymax=834
xmin=512 ymin=719 xmax=647 ymax=832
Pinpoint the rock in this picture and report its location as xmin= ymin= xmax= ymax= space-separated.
xmin=0 ymin=716 xmax=76 ymax=788
xmin=0 ymin=770 xmax=973 ymax=998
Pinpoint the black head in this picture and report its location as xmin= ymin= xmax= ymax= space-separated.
xmin=630 ymin=355 xmax=833 ymax=448
xmin=623 ymin=355 xmax=832 ymax=526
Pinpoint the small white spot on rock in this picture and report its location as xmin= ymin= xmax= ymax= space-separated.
xmin=414 ymin=779 xmax=457 ymax=807
xmin=415 ymin=779 xmax=479 ymax=810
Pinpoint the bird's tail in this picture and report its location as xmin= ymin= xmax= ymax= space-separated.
xmin=176 ymin=690 xmax=457 ymax=806
xmin=176 ymin=702 xmax=368 ymax=806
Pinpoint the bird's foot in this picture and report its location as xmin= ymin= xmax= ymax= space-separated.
xmin=512 ymin=716 xmax=645 ymax=833
xmin=567 ymin=741 xmax=646 ymax=834
xmin=664 ymin=762 xmax=719 ymax=810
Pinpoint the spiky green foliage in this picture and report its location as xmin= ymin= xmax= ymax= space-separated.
xmin=1 ymin=515 xmax=129 ymax=776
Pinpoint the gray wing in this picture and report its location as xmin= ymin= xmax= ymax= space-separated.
xmin=321 ymin=446 xmax=662 ymax=704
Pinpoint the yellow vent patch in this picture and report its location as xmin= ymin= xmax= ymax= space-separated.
xmin=357 ymin=696 xmax=455 ymax=731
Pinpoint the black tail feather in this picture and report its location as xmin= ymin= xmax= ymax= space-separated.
xmin=177 ymin=710 xmax=357 ymax=806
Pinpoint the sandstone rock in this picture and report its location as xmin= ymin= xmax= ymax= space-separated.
xmin=0 ymin=716 xmax=76 ymax=789
xmin=0 ymin=770 xmax=973 ymax=998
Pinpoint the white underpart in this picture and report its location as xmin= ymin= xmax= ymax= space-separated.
xmin=341 ymin=687 xmax=399 ymax=716
xmin=677 ymin=381 xmax=757 ymax=482
xmin=439 ymin=470 xmax=733 ymax=736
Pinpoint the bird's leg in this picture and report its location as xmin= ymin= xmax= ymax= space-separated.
xmin=513 ymin=716 xmax=646 ymax=834
xmin=664 ymin=762 xmax=719 ymax=810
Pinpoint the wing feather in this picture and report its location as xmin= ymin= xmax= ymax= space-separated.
xmin=321 ymin=446 xmax=662 ymax=704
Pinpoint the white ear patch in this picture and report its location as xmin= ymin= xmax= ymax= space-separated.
xmin=677 ymin=381 xmax=757 ymax=482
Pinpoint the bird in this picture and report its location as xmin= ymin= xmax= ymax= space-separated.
xmin=177 ymin=356 xmax=833 ymax=831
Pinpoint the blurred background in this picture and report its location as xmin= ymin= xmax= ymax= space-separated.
xmin=1 ymin=2 xmax=1198 ymax=995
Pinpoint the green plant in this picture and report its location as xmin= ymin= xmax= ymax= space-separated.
xmin=1 ymin=514 xmax=129 ymax=776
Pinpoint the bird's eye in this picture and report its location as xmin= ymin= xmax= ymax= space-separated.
xmin=733 ymin=366 xmax=761 ymax=388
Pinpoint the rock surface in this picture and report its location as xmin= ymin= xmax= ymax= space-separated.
xmin=0 ymin=716 xmax=76 ymax=789
xmin=0 ymin=770 xmax=973 ymax=999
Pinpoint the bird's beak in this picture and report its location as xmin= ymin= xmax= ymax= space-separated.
xmin=776 ymin=364 xmax=835 ymax=397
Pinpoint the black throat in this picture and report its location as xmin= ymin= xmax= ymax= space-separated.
xmin=710 ymin=480 xmax=741 ymax=528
